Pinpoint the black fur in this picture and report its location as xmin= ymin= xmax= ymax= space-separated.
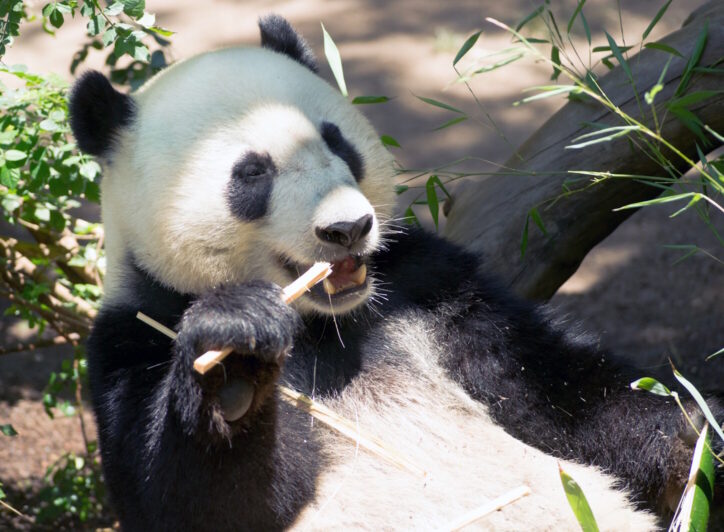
xmin=69 ymin=71 xmax=135 ymax=157
xmin=321 ymin=121 xmax=364 ymax=182
xmin=88 ymin=231 xmax=721 ymax=529
xmin=226 ymin=151 xmax=277 ymax=221
xmin=259 ymin=15 xmax=318 ymax=73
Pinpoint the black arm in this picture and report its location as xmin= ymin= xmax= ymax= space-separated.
xmin=86 ymin=268 xmax=319 ymax=531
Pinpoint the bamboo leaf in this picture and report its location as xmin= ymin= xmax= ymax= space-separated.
xmin=415 ymin=95 xmax=464 ymax=114
xmin=559 ymin=465 xmax=600 ymax=532
xmin=515 ymin=6 xmax=544 ymax=32
xmin=605 ymin=31 xmax=632 ymax=82
xmin=352 ymin=96 xmax=390 ymax=104
xmin=434 ymin=116 xmax=468 ymax=130
xmin=673 ymin=370 xmax=724 ymax=444
xmin=380 ymin=135 xmax=401 ymax=148
xmin=567 ymin=1 xmax=586 ymax=34
xmin=426 ymin=176 xmax=440 ymax=229
xmin=613 ymin=192 xmax=698 ymax=211
xmin=642 ymin=0 xmax=672 ymax=39
xmin=643 ymin=41 xmax=682 ymax=57
xmin=321 ymin=23 xmax=348 ymax=97
xmin=453 ymin=31 xmax=482 ymax=66
xmin=630 ymin=377 xmax=671 ymax=396
xmin=676 ymin=23 xmax=708 ymax=97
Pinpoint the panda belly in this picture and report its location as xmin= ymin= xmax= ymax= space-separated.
xmin=290 ymin=318 xmax=658 ymax=531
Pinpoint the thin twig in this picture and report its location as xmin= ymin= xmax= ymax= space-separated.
xmin=445 ymin=485 xmax=531 ymax=531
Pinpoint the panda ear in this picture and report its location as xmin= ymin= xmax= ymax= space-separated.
xmin=69 ymin=71 xmax=135 ymax=157
xmin=258 ymin=15 xmax=318 ymax=73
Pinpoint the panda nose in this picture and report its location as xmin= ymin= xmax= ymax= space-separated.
xmin=315 ymin=214 xmax=373 ymax=248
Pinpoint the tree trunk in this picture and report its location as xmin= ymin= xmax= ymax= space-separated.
xmin=443 ymin=1 xmax=724 ymax=300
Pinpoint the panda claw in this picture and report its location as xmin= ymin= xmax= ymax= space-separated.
xmin=218 ymin=378 xmax=256 ymax=422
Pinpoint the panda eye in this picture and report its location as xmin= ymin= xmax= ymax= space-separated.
xmin=232 ymin=152 xmax=276 ymax=180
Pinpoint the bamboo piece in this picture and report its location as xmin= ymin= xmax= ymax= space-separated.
xmin=446 ymin=485 xmax=531 ymax=531
xmin=193 ymin=262 xmax=332 ymax=374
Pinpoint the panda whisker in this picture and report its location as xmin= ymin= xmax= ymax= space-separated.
xmin=326 ymin=292 xmax=346 ymax=349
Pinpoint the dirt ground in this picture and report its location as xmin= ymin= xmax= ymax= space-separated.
xmin=1 ymin=0 xmax=722 ymax=528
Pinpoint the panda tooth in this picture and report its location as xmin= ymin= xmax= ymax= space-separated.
xmin=323 ymin=277 xmax=337 ymax=295
xmin=352 ymin=263 xmax=367 ymax=285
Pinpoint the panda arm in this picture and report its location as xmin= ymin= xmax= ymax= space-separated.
xmin=86 ymin=281 xmax=318 ymax=529
xmin=378 ymin=229 xmax=718 ymax=511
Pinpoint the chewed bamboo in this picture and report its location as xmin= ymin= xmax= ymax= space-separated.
xmin=193 ymin=262 xmax=332 ymax=374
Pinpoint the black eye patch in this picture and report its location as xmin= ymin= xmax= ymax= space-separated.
xmin=226 ymin=152 xmax=277 ymax=221
xmin=321 ymin=121 xmax=364 ymax=182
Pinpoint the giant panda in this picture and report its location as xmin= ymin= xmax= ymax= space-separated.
xmin=68 ymin=15 xmax=720 ymax=531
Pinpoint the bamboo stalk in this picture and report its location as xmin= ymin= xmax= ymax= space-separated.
xmin=192 ymin=262 xmax=332 ymax=374
xmin=446 ymin=485 xmax=531 ymax=531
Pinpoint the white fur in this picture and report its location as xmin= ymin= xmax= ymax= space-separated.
xmin=290 ymin=317 xmax=658 ymax=531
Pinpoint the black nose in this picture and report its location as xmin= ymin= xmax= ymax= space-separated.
xmin=315 ymin=214 xmax=373 ymax=248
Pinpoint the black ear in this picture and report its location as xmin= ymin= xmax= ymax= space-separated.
xmin=69 ymin=71 xmax=135 ymax=157
xmin=258 ymin=15 xmax=318 ymax=73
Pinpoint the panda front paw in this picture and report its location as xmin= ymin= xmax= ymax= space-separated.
xmin=171 ymin=281 xmax=300 ymax=436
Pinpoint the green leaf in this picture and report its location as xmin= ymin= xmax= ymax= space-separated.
xmin=380 ymin=135 xmax=401 ymax=148
xmin=4 ymin=149 xmax=27 ymax=161
xmin=668 ymin=90 xmax=720 ymax=108
xmin=34 ymin=206 xmax=51 ymax=222
xmin=642 ymin=0 xmax=672 ymax=40
xmin=120 ymin=0 xmax=145 ymax=19
xmin=351 ymin=96 xmax=389 ymax=104
xmin=426 ymin=176 xmax=440 ymax=229
xmin=604 ymin=31 xmax=632 ymax=82
xmin=528 ymin=207 xmax=547 ymax=235
xmin=672 ymin=424 xmax=713 ymax=532
xmin=668 ymin=106 xmax=706 ymax=142
xmin=102 ymin=28 xmax=117 ymax=48
xmin=434 ymin=116 xmax=468 ymax=130
xmin=566 ymin=125 xmax=638 ymax=150
xmin=415 ymin=95 xmax=464 ymax=114
xmin=453 ymin=30 xmax=482 ymax=66
xmin=39 ymin=119 xmax=59 ymax=131
xmin=559 ymin=465 xmax=600 ymax=532
xmin=395 ymin=184 xmax=408 ymax=195
xmin=321 ymin=23 xmax=348 ymax=97
xmin=673 ymin=370 xmax=724 ymax=444
xmin=104 ymin=2 xmax=124 ymax=16
xmin=613 ymin=192 xmax=699 ymax=211
xmin=643 ymin=41 xmax=682 ymax=57
xmin=580 ymin=10 xmax=591 ymax=45
xmin=550 ymin=46 xmax=561 ymax=81
xmin=567 ymin=1 xmax=586 ymax=34
xmin=403 ymin=206 xmax=419 ymax=226
xmin=630 ymin=377 xmax=671 ymax=396
xmin=1 ymin=424 xmax=18 ymax=437
xmin=1 ymin=194 xmax=21 ymax=213
xmin=87 ymin=15 xmax=106 ymax=36
xmin=676 ymin=23 xmax=708 ymax=97
xmin=48 ymin=7 xmax=64 ymax=28
xmin=79 ymin=161 xmax=101 ymax=179
xmin=515 ymin=6 xmax=544 ymax=32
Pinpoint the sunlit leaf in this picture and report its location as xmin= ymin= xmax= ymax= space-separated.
xmin=453 ymin=30 xmax=482 ymax=66
xmin=322 ymin=23 xmax=348 ymax=97
xmin=559 ymin=465 xmax=600 ymax=532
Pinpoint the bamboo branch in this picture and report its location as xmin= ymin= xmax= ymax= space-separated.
xmin=0 ymin=334 xmax=79 ymax=356
xmin=446 ymin=485 xmax=531 ymax=531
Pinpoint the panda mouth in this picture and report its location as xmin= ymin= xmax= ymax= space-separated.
xmin=279 ymin=254 xmax=369 ymax=300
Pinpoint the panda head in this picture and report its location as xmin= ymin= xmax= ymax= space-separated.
xmin=69 ymin=15 xmax=396 ymax=315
